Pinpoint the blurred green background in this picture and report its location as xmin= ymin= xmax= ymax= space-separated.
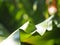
xmin=0 ymin=0 xmax=60 ymax=45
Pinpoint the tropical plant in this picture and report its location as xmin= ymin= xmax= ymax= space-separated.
xmin=0 ymin=0 xmax=60 ymax=45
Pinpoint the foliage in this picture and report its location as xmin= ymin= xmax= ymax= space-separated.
xmin=0 ymin=0 xmax=60 ymax=45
